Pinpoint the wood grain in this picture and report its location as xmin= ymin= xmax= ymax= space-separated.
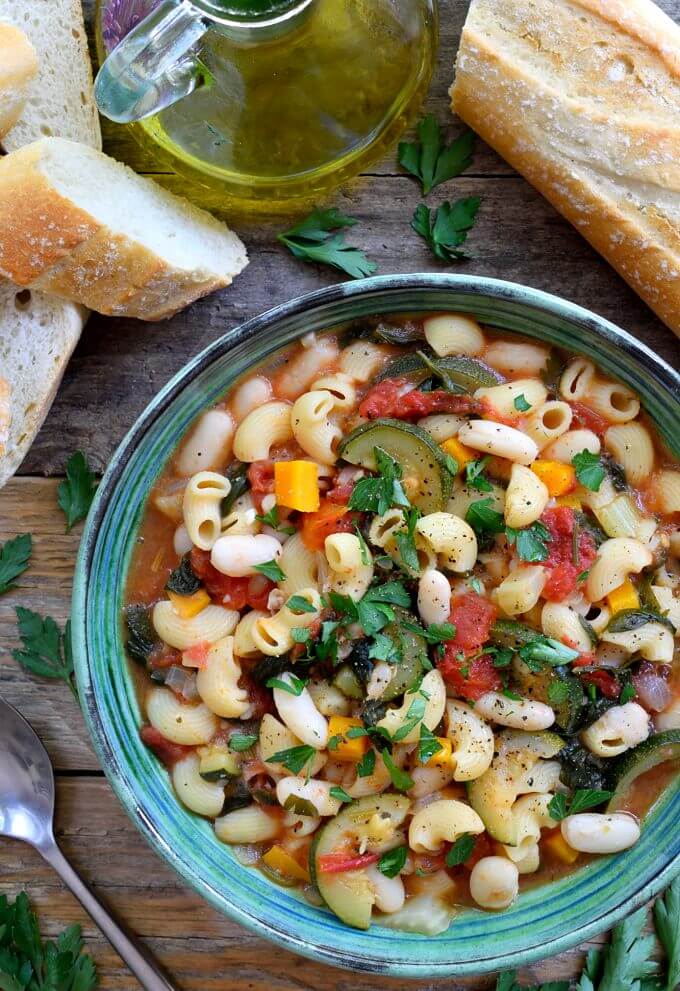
xmin=1 ymin=0 xmax=679 ymax=986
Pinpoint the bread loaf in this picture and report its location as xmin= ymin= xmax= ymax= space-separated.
xmin=450 ymin=0 xmax=680 ymax=336
xmin=0 ymin=138 xmax=249 ymax=321
xmin=0 ymin=24 xmax=38 ymax=139
xmin=0 ymin=0 xmax=101 ymax=151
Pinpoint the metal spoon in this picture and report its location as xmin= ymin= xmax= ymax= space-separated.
xmin=0 ymin=697 xmax=176 ymax=990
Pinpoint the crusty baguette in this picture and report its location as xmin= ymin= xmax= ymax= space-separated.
xmin=0 ymin=137 xmax=249 ymax=321
xmin=450 ymin=0 xmax=680 ymax=336
xmin=0 ymin=279 xmax=85 ymax=488
xmin=0 ymin=24 xmax=38 ymax=139
xmin=0 ymin=0 xmax=101 ymax=151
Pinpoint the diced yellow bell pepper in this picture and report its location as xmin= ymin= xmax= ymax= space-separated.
xmin=422 ymin=736 xmax=452 ymax=768
xmin=274 ymin=460 xmax=320 ymax=513
xmin=556 ymin=494 xmax=582 ymax=510
xmin=607 ymin=578 xmax=640 ymax=614
xmin=544 ymin=831 xmax=579 ymax=864
xmin=262 ymin=845 xmax=311 ymax=882
xmin=440 ymin=437 xmax=475 ymax=471
xmin=328 ymin=716 xmax=369 ymax=763
xmin=168 ymin=588 xmax=210 ymax=619
xmin=531 ymin=460 xmax=577 ymax=497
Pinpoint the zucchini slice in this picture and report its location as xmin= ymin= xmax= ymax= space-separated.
xmin=199 ymin=745 xmax=240 ymax=782
xmin=375 ymin=353 xmax=501 ymax=391
xmin=608 ymin=730 xmax=680 ymax=813
xmin=379 ymin=608 xmax=427 ymax=701
xmin=311 ymin=794 xmax=410 ymax=930
xmin=338 ymin=419 xmax=453 ymax=513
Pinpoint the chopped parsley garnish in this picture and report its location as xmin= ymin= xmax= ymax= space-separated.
xmin=518 ymin=635 xmax=579 ymax=668
xmin=469 ymin=577 xmax=484 ymax=595
xmin=291 ymin=627 xmax=312 ymax=643
xmin=256 ymin=505 xmax=296 ymax=535
xmin=355 ymin=525 xmax=371 ymax=566
xmin=381 ymin=749 xmax=414 ymax=792
xmin=357 ymin=749 xmax=376 ymax=777
xmin=572 ymin=450 xmax=606 ymax=492
xmin=266 ymin=673 xmax=308 ymax=696
xmin=268 ymin=745 xmax=316 ymax=774
xmin=368 ymin=632 xmax=398 ymax=662
xmin=619 ymin=681 xmax=636 ymax=704
xmin=445 ymin=833 xmax=476 ymax=867
xmin=401 ymin=618 xmax=456 ymax=644
xmin=229 ymin=733 xmax=258 ymax=752
xmin=254 ymin=559 xmax=286 ymax=583
xmin=378 ymin=845 xmax=408 ymax=878
xmin=418 ymin=724 xmax=443 ymax=764
xmin=465 ymin=457 xmax=493 ymax=492
xmin=349 ymin=446 xmax=410 ymax=515
xmin=465 ymin=498 xmax=505 ymax=535
xmin=506 ymin=520 xmax=551 ymax=563
xmin=391 ymin=697 xmax=426 ymax=742
xmin=547 ymin=788 xmax=613 ymax=822
xmin=287 ymin=595 xmax=317 ymax=615
xmin=395 ymin=506 xmax=421 ymax=573
xmin=330 ymin=581 xmax=411 ymax=636
xmin=513 ymin=394 xmax=532 ymax=412
xmin=329 ymin=786 xmax=353 ymax=804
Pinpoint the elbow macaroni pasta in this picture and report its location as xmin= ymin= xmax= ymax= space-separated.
xmin=233 ymin=401 xmax=293 ymax=461
xmin=292 ymin=390 xmax=342 ymax=463
xmin=183 ymin=471 xmax=231 ymax=550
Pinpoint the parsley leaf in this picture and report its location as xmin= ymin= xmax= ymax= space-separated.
xmin=465 ymin=457 xmax=493 ymax=492
xmin=506 ymin=520 xmax=551 ymax=563
xmin=401 ymin=618 xmax=456 ymax=644
xmin=349 ymin=446 xmax=409 ymax=515
xmin=254 ymin=559 xmax=285 ymax=582
xmin=418 ymin=724 xmax=443 ymax=764
xmin=229 ymin=733 xmax=257 ymax=752
xmin=598 ymin=906 xmax=657 ymax=991
xmin=445 ymin=832 xmax=476 ymax=867
xmin=291 ymin=627 xmax=311 ymax=644
xmin=653 ymin=876 xmax=680 ymax=991
xmin=548 ymin=788 xmax=613 ymax=822
xmin=381 ymin=749 xmax=414 ymax=792
xmin=513 ymin=394 xmax=532 ymax=412
xmin=357 ymin=748 xmax=376 ymax=777
xmin=411 ymin=197 xmax=481 ymax=263
xmin=572 ymin=450 xmax=606 ymax=492
xmin=57 ymin=451 xmax=97 ymax=531
xmin=12 ymin=607 xmax=77 ymax=699
xmin=329 ymin=786 xmax=353 ymax=804
xmin=398 ymin=116 xmax=474 ymax=195
xmin=266 ymin=673 xmax=307 ymax=696
xmin=268 ymin=744 xmax=316 ymax=774
xmin=355 ymin=525 xmax=371 ymax=566
xmin=518 ymin=635 xmax=579 ymax=667
xmin=391 ymin=696 xmax=426 ymax=742
xmin=0 ymin=533 xmax=32 ymax=595
xmin=287 ymin=595 xmax=317 ymax=615
xmin=256 ymin=506 xmax=296 ymax=535
xmin=395 ymin=506 xmax=421 ymax=573
xmin=278 ymin=208 xmax=377 ymax=280
xmin=619 ymin=681 xmax=636 ymax=704
xmin=368 ymin=632 xmax=398 ymax=662
xmin=466 ymin=498 xmax=505 ymax=535
xmin=378 ymin=845 xmax=408 ymax=878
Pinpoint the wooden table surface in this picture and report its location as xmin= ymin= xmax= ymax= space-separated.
xmin=1 ymin=0 xmax=679 ymax=987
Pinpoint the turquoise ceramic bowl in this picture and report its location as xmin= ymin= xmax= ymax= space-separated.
xmin=73 ymin=275 xmax=680 ymax=977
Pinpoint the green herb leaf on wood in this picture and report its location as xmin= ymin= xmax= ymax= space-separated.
xmin=278 ymin=208 xmax=377 ymax=279
xmin=411 ymin=198 xmax=481 ymax=263
xmin=12 ymin=608 xmax=77 ymax=700
xmin=398 ymin=116 xmax=474 ymax=195
xmin=0 ymin=534 xmax=32 ymax=595
xmin=57 ymin=451 xmax=97 ymax=531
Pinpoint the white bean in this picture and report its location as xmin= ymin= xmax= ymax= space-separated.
xmin=417 ymin=569 xmax=452 ymax=627
xmin=561 ymin=813 xmax=640 ymax=853
xmin=231 ymin=376 xmax=272 ymax=421
xmin=366 ymin=865 xmax=406 ymax=914
xmin=469 ymin=856 xmax=519 ymax=910
xmin=474 ymin=692 xmax=555 ymax=731
xmin=273 ymin=673 xmax=329 ymax=750
xmin=173 ymin=524 xmax=193 ymax=556
xmin=211 ymin=534 xmax=282 ymax=577
xmin=275 ymin=776 xmax=341 ymax=817
xmin=458 ymin=420 xmax=539 ymax=465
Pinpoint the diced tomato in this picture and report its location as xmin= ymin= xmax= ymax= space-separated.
xmin=247 ymin=574 xmax=275 ymax=610
xmin=570 ymin=402 xmax=609 ymax=437
xmin=359 ymin=378 xmax=482 ymax=420
xmin=572 ymin=652 xmax=598 ymax=669
xmin=182 ymin=641 xmax=210 ymax=669
xmin=190 ymin=549 xmax=274 ymax=608
xmin=140 ymin=726 xmax=194 ymax=768
xmin=247 ymin=460 xmax=275 ymax=511
xmin=578 ymin=668 xmax=621 ymax=700
xmin=242 ymin=676 xmax=276 ymax=719
xmin=148 ymin=645 xmax=182 ymax=671
xmin=447 ymin=593 xmax=498 ymax=653
xmin=460 ymin=832 xmax=493 ymax=871
xmin=317 ymin=852 xmax=380 ymax=874
xmin=326 ymin=479 xmax=356 ymax=504
xmin=300 ymin=501 xmax=357 ymax=551
xmin=439 ymin=652 xmax=502 ymax=701
xmin=541 ymin=507 xmax=597 ymax=602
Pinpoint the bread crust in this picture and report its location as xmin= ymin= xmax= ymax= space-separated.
xmin=0 ymin=24 xmax=38 ymax=138
xmin=0 ymin=140 xmax=248 ymax=321
xmin=450 ymin=0 xmax=680 ymax=335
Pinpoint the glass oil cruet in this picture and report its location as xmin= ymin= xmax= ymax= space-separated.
xmin=95 ymin=0 xmax=438 ymax=210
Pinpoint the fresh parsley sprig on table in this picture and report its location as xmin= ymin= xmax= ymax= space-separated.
xmin=0 ymin=891 xmax=97 ymax=991
xmin=12 ymin=607 xmax=77 ymax=700
xmin=399 ymin=116 xmax=474 ymax=195
xmin=0 ymin=533 xmax=32 ymax=594
xmin=277 ymin=208 xmax=377 ymax=279
xmin=57 ymin=451 xmax=97 ymax=531
xmin=411 ymin=197 xmax=481 ymax=262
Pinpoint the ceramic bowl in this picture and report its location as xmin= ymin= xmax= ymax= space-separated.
xmin=72 ymin=274 xmax=680 ymax=977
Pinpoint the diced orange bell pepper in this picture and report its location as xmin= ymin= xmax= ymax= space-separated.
xmin=274 ymin=460 xmax=320 ymax=513
xmin=168 ymin=588 xmax=210 ymax=619
xmin=328 ymin=716 xmax=369 ymax=763
xmin=544 ymin=830 xmax=579 ymax=864
xmin=262 ymin=845 xmax=311 ymax=882
xmin=421 ymin=737 xmax=452 ymax=768
xmin=440 ymin=437 xmax=475 ymax=471
xmin=300 ymin=501 xmax=353 ymax=551
xmin=531 ymin=460 xmax=577 ymax=497
xmin=556 ymin=494 xmax=582 ymax=510
xmin=607 ymin=578 xmax=640 ymax=614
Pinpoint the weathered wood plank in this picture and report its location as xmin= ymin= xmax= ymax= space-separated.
xmin=19 ymin=174 xmax=680 ymax=476
xmin=1 ymin=777 xmax=663 ymax=991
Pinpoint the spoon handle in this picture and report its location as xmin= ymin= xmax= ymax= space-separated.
xmin=39 ymin=838 xmax=177 ymax=990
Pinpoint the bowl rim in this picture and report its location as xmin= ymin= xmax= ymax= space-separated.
xmin=72 ymin=273 xmax=680 ymax=976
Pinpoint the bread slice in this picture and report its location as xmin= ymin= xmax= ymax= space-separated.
xmin=0 ymin=0 xmax=101 ymax=151
xmin=450 ymin=0 xmax=680 ymax=336
xmin=0 ymin=24 xmax=38 ymax=139
xmin=0 ymin=137 xmax=249 ymax=321
xmin=0 ymin=279 xmax=85 ymax=487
